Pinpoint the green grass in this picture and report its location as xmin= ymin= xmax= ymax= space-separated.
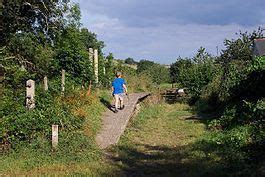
xmin=0 ymin=89 xmax=117 ymax=176
xmin=107 ymin=101 xmax=260 ymax=176
xmin=1 ymin=92 xmax=262 ymax=176
xmin=108 ymin=102 xmax=213 ymax=176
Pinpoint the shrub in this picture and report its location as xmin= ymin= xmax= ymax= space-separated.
xmin=137 ymin=60 xmax=170 ymax=85
xmin=0 ymin=78 xmax=102 ymax=151
xmin=126 ymin=73 xmax=154 ymax=93
xmin=170 ymin=48 xmax=217 ymax=101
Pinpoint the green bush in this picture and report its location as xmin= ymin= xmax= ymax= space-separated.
xmin=0 ymin=89 xmax=85 ymax=148
xmin=170 ymin=48 xmax=217 ymax=101
xmin=137 ymin=60 xmax=170 ymax=85
xmin=126 ymin=73 xmax=154 ymax=93
xmin=198 ymin=125 xmax=259 ymax=165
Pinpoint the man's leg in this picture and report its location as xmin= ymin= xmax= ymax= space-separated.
xmin=114 ymin=94 xmax=119 ymax=113
xmin=119 ymin=94 xmax=125 ymax=110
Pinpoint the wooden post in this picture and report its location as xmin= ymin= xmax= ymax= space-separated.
xmin=52 ymin=125 xmax=58 ymax=149
xmin=44 ymin=76 xmax=48 ymax=91
xmin=86 ymin=80 xmax=92 ymax=96
xmin=61 ymin=69 xmax=65 ymax=94
xmin=94 ymin=49 xmax=99 ymax=84
xmin=89 ymin=48 xmax=94 ymax=63
xmin=82 ymin=79 xmax=85 ymax=90
xmin=103 ymin=66 xmax=106 ymax=75
xmin=26 ymin=79 xmax=35 ymax=109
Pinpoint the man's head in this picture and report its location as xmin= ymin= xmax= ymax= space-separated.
xmin=116 ymin=71 xmax=122 ymax=78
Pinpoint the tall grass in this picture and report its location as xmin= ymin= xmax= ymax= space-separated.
xmin=0 ymin=89 xmax=115 ymax=176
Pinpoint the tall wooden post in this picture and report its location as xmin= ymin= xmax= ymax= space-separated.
xmin=103 ymin=66 xmax=106 ymax=75
xmin=52 ymin=125 xmax=58 ymax=149
xmin=26 ymin=79 xmax=35 ymax=109
xmin=89 ymin=48 xmax=94 ymax=63
xmin=61 ymin=69 xmax=65 ymax=94
xmin=44 ymin=76 xmax=48 ymax=91
xmin=94 ymin=49 xmax=99 ymax=84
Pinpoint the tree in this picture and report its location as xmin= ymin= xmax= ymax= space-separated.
xmin=170 ymin=57 xmax=192 ymax=83
xmin=1 ymin=0 xmax=69 ymax=46
xmin=54 ymin=26 xmax=93 ymax=83
xmin=104 ymin=53 xmax=115 ymax=83
xmin=220 ymin=27 xmax=264 ymax=65
xmin=137 ymin=59 xmax=169 ymax=84
xmin=80 ymin=28 xmax=105 ymax=52
xmin=170 ymin=48 xmax=217 ymax=99
xmin=125 ymin=57 xmax=137 ymax=65
xmin=1 ymin=0 xmax=73 ymax=87
xmin=218 ymin=28 xmax=264 ymax=101
xmin=137 ymin=60 xmax=156 ymax=73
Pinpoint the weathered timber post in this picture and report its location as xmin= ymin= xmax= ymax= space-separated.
xmin=61 ymin=69 xmax=65 ymax=94
xmin=82 ymin=79 xmax=85 ymax=90
xmin=44 ymin=76 xmax=48 ymax=91
xmin=89 ymin=48 xmax=94 ymax=63
xmin=94 ymin=49 xmax=99 ymax=84
xmin=103 ymin=66 xmax=106 ymax=75
xmin=52 ymin=125 xmax=58 ymax=149
xmin=26 ymin=79 xmax=35 ymax=109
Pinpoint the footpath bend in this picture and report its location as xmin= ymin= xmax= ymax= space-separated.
xmin=96 ymin=93 xmax=149 ymax=149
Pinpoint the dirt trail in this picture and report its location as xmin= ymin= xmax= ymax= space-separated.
xmin=96 ymin=93 xmax=150 ymax=149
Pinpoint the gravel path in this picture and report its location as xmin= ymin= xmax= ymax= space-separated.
xmin=96 ymin=93 xmax=150 ymax=149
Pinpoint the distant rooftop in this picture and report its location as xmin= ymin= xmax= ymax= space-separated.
xmin=254 ymin=38 xmax=265 ymax=56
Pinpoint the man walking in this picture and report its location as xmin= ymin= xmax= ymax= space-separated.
xmin=112 ymin=71 xmax=127 ymax=113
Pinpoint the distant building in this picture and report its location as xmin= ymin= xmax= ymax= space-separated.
xmin=253 ymin=38 xmax=265 ymax=56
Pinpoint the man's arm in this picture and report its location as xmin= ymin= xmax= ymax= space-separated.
xmin=123 ymin=84 xmax=127 ymax=94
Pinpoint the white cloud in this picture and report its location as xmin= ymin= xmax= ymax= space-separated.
xmin=73 ymin=0 xmax=265 ymax=64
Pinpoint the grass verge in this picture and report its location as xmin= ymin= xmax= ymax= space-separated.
xmin=0 ymin=89 xmax=118 ymax=176
xmin=107 ymin=100 xmax=263 ymax=176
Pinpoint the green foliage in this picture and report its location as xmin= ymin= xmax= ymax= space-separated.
xmin=80 ymin=28 xmax=105 ymax=50
xmin=3 ymin=32 xmax=55 ymax=83
xmin=194 ymin=123 xmax=264 ymax=176
xmin=54 ymin=27 xmax=93 ymax=83
xmin=126 ymin=73 xmax=154 ymax=93
xmin=170 ymin=57 xmax=192 ymax=83
xmin=1 ymin=1 xmax=106 ymax=88
xmin=1 ymin=0 xmax=68 ymax=46
xmin=124 ymin=57 xmax=137 ymax=65
xmin=0 ymin=2 xmax=152 ymax=175
xmin=137 ymin=60 xmax=156 ymax=73
xmin=170 ymin=48 xmax=217 ymax=100
xmin=0 ymin=87 xmax=112 ymax=175
xmin=137 ymin=59 xmax=170 ymax=85
xmin=220 ymin=27 xmax=264 ymax=64
xmin=200 ymin=125 xmax=253 ymax=161
xmin=101 ymin=53 xmax=115 ymax=87
xmin=215 ymin=29 xmax=264 ymax=102
xmin=0 ymin=88 xmax=83 ymax=147
xmin=250 ymin=55 xmax=265 ymax=71
xmin=198 ymin=28 xmax=264 ymax=109
xmin=195 ymin=31 xmax=265 ymax=172
xmin=168 ymin=29 xmax=264 ymax=173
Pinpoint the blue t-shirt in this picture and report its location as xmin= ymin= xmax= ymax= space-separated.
xmin=112 ymin=78 xmax=126 ymax=94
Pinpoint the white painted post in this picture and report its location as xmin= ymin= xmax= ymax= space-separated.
xmin=103 ymin=66 xmax=106 ymax=75
xmin=89 ymin=48 xmax=94 ymax=63
xmin=44 ymin=76 xmax=48 ymax=91
xmin=94 ymin=49 xmax=99 ymax=84
xmin=52 ymin=125 xmax=58 ymax=149
xmin=26 ymin=79 xmax=35 ymax=109
xmin=61 ymin=69 xmax=65 ymax=94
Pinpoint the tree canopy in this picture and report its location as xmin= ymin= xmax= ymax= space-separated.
xmin=1 ymin=0 xmax=107 ymax=87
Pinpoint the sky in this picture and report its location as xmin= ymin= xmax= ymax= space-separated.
xmin=73 ymin=0 xmax=265 ymax=64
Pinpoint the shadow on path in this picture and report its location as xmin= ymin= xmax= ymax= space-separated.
xmin=99 ymin=97 xmax=115 ymax=113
